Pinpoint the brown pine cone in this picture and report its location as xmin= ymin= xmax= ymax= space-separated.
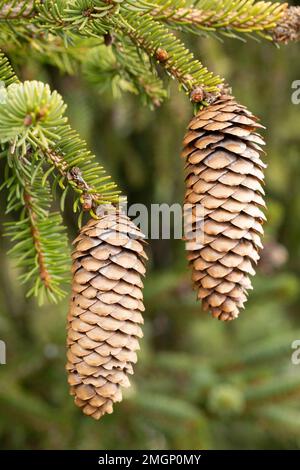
xmin=272 ymin=6 xmax=300 ymax=44
xmin=66 ymin=207 xmax=147 ymax=419
xmin=182 ymin=95 xmax=266 ymax=321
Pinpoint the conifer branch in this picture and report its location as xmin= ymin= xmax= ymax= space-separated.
xmin=1 ymin=2 xmax=224 ymax=102
xmin=113 ymin=36 xmax=167 ymax=106
xmin=252 ymin=405 xmax=300 ymax=437
xmin=0 ymin=79 xmax=122 ymax=212
xmin=245 ymin=375 xmax=300 ymax=405
xmin=23 ymin=188 xmax=52 ymax=290
xmin=83 ymin=40 xmax=167 ymax=106
xmin=141 ymin=0 xmax=288 ymax=39
xmin=1 ymin=2 xmax=299 ymax=47
xmin=2 ymin=158 xmax=71 ymax=303
xmin=0 ymin=2 xmax=298 ymax=305
xmin=1 ymin=1 xmax=297 ymax=106
xmin=0 ymin=0 xmax=35 ymax=20
xmin=0 ymin=50 xmax=19 ymax=85
xmin=123 ymin=1 xmax=290 ymax=40
xmin=43 ymin=124 xmax=121 ymax=210
xmin=0 ymin=52 xmax=122 ymax=302
xmin=24 ymin=187 xmax=51 ymax=289
xmin=113 ymin=9 xmax=223 ymax=98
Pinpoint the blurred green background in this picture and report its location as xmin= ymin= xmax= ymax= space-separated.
xmin=1 ymin=1 xmax=300 ymax=450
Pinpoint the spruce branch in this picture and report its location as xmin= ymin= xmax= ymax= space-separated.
xmin=35 ymin=0 xmax=121 ymax=36
xmin=113 ymin=35 xmax=167 ymax=106
xmin=0 ymin=80 xmax=67 ymax=150
xmin=214 ymin=331 xmax=300 ymax=372
xmin=0 ymin=52 xmax=122 ymax=302
xmin=0 ymin=0 xmax=35 ymax=20
xmin=83 ymin=39 xmax=167 ymax=106
xmin=34 ymin=0 xmax=68 ymax=31
xmin=43 ymin=124 xmax=121 ymax=211
xmin=0 ymin=79 xmax=121 ymax=214
xmin=2 ymin=158 xmax=71 ymax=303
xmin=0 ymin=2 xmax=224 ymax=103
xmin=83 ymin=43 xmax=135 ymax=97
xmin=245 ymin=375 xmax=300 ymax=405
xmin=23 ymin=189 xmax=52 ymax=290
xmin=1 ymin=1 xmax=297 ymax=106
xmin=0 ymin=2 xmax=298 ymax=53
xmin=113 ymin=8 xmax=223 ymax=99
xmin=252 ymin=405 xmax=300 ymax=438
xmin=141 ymin=0 xmax=288 ymax=39
xmin=0 ymin=50 xmax=19 ymax=85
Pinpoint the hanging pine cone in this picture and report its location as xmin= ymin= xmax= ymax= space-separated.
xmin=66 ymin=206 xmax=147 ymax=419
xmin=182 ymin=95 xmax=266 ymax=321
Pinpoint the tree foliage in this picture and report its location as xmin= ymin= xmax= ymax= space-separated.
xmin=0 ymin=1 xmax=298 ymax=301
xmin=0 ymin=2 xmax=299 ymax=447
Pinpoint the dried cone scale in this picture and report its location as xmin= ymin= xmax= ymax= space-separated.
xmin=183 ymin=95 xmax=266 ymax=321
xmin=67 ymin=207 xmax=147 ymax=419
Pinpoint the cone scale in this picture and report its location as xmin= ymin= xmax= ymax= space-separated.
xmin=66 ymin=207 xmax=147 ymax=419
xmin=182 ymin=95 xmax=266 ymax=321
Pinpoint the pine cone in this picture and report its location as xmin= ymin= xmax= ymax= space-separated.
xmin=272 ymin=6 xmax=300 ymax=44
xmin=182 ymin=95 xmax=266 ymax=321
xmin=66 ymin=207 xmax=147 ymax=419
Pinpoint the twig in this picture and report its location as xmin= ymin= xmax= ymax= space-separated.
xmin=150 ymin=3 xmax=287 ymax=35
xmin=23 ymin=188 xmax=51 ymax=289
xmin=0 ymin=0 xmax=35 ymax=19
xmin=46 ymin=150 xmax=107 ymax=211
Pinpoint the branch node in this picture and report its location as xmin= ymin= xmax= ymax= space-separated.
xmin=155 ymin=48 xmax=169 ymax=63
xmin=190 ymin=86 xmax=204 ymax=103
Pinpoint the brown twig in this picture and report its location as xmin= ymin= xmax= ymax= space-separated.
xmin=46 ymin=150 xmax=108 ymax=211
xmin=23 ymin=189 xmax=51 ymax=289
xmin=118 ymin=22 xmax=213 ymax=96
xmin=150 ymin=4 xmax=288 ymax=34
xmin=0 ymin=0 xmax=35 ymax=19
xmin=1 ymin=0 xmax=297 ymax=47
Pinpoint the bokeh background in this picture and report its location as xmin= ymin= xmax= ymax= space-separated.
xmin=0 ymin=0 xmax=300 ymax=450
